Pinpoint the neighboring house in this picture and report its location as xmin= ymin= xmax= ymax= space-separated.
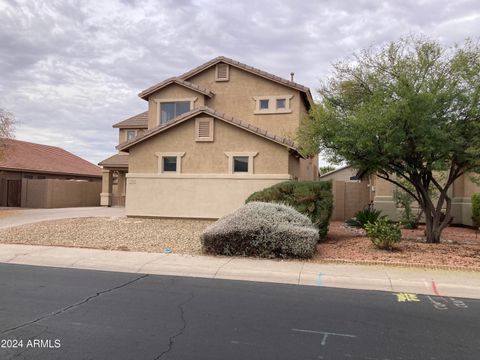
xmin=321 ymin=165 xmax=480 ymax=226
xmin=99 ymin=56 xmax=318 ymax=218
xmin=0 ymin=138 xmax=102 ymax=208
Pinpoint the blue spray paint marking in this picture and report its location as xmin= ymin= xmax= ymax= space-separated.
xmin=316 ymin=273 xmax=323 ymax=286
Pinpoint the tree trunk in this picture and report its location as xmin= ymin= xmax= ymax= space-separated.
xmin=423 ymin=204 xmax=443 ymax=244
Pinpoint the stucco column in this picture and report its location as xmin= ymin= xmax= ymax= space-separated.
xmin=100 ymin=170 xmax=113 ymax=206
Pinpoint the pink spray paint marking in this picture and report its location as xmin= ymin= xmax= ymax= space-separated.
xmin=431 ymin=279 xmax=448 ymax=304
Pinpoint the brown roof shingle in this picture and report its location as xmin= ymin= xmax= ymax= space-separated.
xmin=116 ymin=106 xmax=302 ymax=156
xmin=112 ymin=112 xmax=148 ymax=129
xmin=138 ymin=77 xmax=215 ymax=100
xmin=0 ymin=138 xmax=102 ymax=177
xmin=98 ymin=153 xmax=129 ymax=168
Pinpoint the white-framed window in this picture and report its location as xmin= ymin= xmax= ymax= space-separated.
xmin=215 ymin=63 xmax=229 ymax=81
xmin=126 ymin=130 xmax=137 ymax=141
xmin=155 ymin=98 xmax=196 ymax=125
xmin=155 ymin=152 xmax=185 ymax=174
xmin=254 ymin=95 xmax=293 ymax=114
xmin=195 ymin=117 xmax=214 ymax=142
xmin=224 ymin=152 xmax=258 ymax=174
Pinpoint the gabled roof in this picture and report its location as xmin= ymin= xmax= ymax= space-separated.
xmin=0 ymin=138 xmax=102 ymax=177
xmin=178 ymin=56 xmax=314 ymax=107
xmin=138 ymin=77 xmax=214 ymax=100
xmin=112 ymin=112 xmax=148 ymax=129
xmin=98 ymin=153 xmax=129 ymax=168
xmin=116 ymin=106 xmax=302 ymax=156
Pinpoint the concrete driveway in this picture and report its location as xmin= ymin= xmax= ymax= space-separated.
xmin=0 ymin=207 xmax=125 ymax=229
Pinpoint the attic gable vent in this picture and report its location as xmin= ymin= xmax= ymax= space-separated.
xmin=215 ymin=63 xmax=229 ymax=81
xmin=195 ymin=117 xmax=214 ymax=142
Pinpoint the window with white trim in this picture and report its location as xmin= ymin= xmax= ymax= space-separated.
xmin=126 ymin=130 xmax=137 ymax=141
xmin=162 ymin=156 xmax=177 ymax=172
xmin=233 ymin=156 xmax=249 ymax=173
xmin=155 ymin=152 xmax=185 ymax=174
xmin=224 ymin=152 xmax=258 ymax=174
xmin=155 ymin=98 xmax=196 ymax=125
xmin=160 ymin=101 xmax=190 ymax=124
xmin=254 ymin=95 xmax=293 ymax=114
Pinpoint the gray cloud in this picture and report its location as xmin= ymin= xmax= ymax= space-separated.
xmin=0 ymin=0 xmax=479 ymax=164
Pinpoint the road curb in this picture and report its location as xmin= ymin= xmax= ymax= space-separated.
xmin=318 ymin=258 xmax=480 ymax=272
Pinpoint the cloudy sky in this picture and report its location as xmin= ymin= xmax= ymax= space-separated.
xmin=1 ymin=0 xmax=479 ymax=165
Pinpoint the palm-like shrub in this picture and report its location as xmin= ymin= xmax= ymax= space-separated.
xmin=345 ymin=208 xmax=385 ymax=229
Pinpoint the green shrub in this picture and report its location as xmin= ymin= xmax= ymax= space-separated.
xmin=472 ymin=193 xmax=480 ymax=226
xmin=245 ymin=181 xmax=333 ymax=239
xmin=201 ymin=202 xmax=319 ymax=259
xmin=345 ymin=208 xmax=385 ymax=229
xmin=394 ymin=187 xmax=421 ymax=229
xmin=364 ymin=218 xmax=401 ymax=250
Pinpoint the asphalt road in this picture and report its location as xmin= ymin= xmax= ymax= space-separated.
xmin=0 ymin=263 xmax=478 ymax=360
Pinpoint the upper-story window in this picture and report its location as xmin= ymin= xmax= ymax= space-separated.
xmin=155 ymin=98 xmax=196 ymax=126
xmin=160 ymin=101 xmax=190 ymax=124
xmin=126 ymin=130 xmax=137 ymax=141
xmin=254 ymin=95 xmax=293 ymax=114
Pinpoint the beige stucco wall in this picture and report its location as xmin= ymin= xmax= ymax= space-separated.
xmin=128 ymin=118 xmax=290 ymax=175
xmin=373 ymin=173 xmax=480 ymax=226
xmin=22 ymin=179 xmax=101 ymax=208
xmin=186 ymin=66 xmax=304 ymax=138
xmin=288 ymin=153 xmax=301 ymax=180
xmin=125 ymin=175 xmax=290 ymax=218
xmin=119 ymin=129 xmax=146 ymax=144
xmin=147 ymin=84 xmax=206 ymax=129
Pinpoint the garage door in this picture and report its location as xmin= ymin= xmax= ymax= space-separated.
xmin=7 ymin=180 xmax=21 ymax=207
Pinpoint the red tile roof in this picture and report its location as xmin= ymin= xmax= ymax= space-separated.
xmin=0 ymin=138 xmax=102 ymax=177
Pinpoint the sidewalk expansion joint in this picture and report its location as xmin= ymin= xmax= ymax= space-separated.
xmin=297 ymin=262 xmax=306 ymax=285
xmin=0 ymin=274 xmax=149 ymax=335
xmin=213 ymin=258 xmax=233 ymax=278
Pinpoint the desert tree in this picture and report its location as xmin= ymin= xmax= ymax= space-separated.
xmin=298 ymin=37 xmax=480 ymax=243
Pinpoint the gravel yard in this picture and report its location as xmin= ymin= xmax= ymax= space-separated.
xmin=315 ymin=221 xmax=480 ymax=269
xmin=1 ymin=217 xmax=479 ymax=270
xmin=0 ymin=217 xmax=214 ymax=254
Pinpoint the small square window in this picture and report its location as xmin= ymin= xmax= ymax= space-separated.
xmin=127 ymin=130 xmax=137 ymax=141
xmin=259 ymin=99 xmax=269 ymax=110
xmin=276 ymin=98 xmax=286 ymax=109
xmin=233 ymin=156 xmax=249 ymax=173
xmin=163 ymin=156 xmax=177 ymax=172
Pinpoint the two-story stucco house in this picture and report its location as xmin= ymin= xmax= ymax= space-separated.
xmin=99 ymin=56 xmax=318 ymax=218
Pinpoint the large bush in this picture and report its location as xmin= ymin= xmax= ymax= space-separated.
xmin=245 ymin=181 xmax=333 ymax=239
xmin=201 ymin=202 xmax=319 ymax=259
xmin=472 ymin=193 xmax=480 ymax=226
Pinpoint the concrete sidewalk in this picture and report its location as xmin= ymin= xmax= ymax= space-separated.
xmin=1 ymin=243 xmax=479 ymax=299
xmin=0 ymin=206 xmax=125 ymax=229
